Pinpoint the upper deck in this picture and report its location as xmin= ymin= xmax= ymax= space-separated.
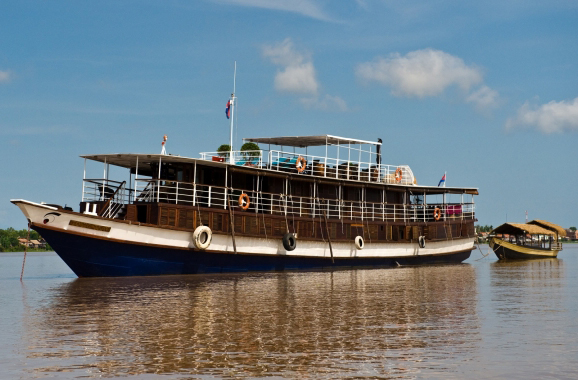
xmin=81 ymin=134 xmax=478 ymax=195
xmin=201 ymin=134 xmax=415 ymax=185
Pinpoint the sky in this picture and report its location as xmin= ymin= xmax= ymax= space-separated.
xmin=1 ymin=0 xmax=577 ymax=230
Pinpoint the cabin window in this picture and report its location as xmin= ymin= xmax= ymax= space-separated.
xmin=197 ymin=166 xmax=226 ymax=187
xmin=179 ymin=209 xmax=195 ymax=229
xmin=199 ymin=210 xmax=210 ymax=227
xmin=290 ymin=180 xmax=311 ymax=197
xmin=246 ymin=216 xmax=259 ymax=235
xmin=351 ymin=225 xmax=364 ymax=239
xmin=366 ymin=188 xmax=381 ymax=203
xmin=261 ymin=176 xmax=284 ymax=195
xmin=160 ymin=207 xmax=177 ymax=227
xmin=298 ymin=221 xmax=313 ymax=239
xmin=386 ymin=191 xmax=402 ymax=204
xmin=343 ymin=186 xmax=361 ymax=201
xmin=452 ymin=224 xmax=459 ymax=238
xmin=212 ymin=213 xmax=225 ymax=232
xmin=234 ymin=215 xmax=244 ymax=234
xmin=412 ymin=226 xmax=420 ymax=240
xmin=317 ymin=183 xmax=338 ymax=200
xmin=272 ymin=219 xmax=285 ymax=237
xmin=368 ymin=224 xmax=378 ymax=240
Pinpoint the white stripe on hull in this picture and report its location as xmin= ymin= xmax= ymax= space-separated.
xmin=13 ymin=199 xmax=474 ymax=259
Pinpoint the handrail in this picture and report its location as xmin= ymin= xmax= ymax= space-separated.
xmin=98 ymin=181 xmax=126 ymax=218
xmin=133 ymin=178 xmax=475 ymax=223
xmin=199 ymin=149 xmax=415 ymax=185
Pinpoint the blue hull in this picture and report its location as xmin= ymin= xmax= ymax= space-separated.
xmin=34 ymin=225 xmax=472 ymax=277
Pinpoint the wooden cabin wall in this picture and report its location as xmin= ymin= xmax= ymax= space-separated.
xmin=128 ymin=203 xmax=475 ymax=245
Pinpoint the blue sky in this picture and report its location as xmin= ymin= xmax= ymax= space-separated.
xmin=1 ymin=0 xmax=577 ymax=229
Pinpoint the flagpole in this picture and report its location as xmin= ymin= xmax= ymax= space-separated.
xmin=229 ymin=61 xmax=237 ymax=164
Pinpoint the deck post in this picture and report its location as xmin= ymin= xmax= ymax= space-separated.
xmin=358 ymin=144 xmax=361 ymax=179
xmin=338 ymin=184 xmax=342 ymax=219
xmin=134 ymin=156 xmax=139 ymax=203
xmin=82 ymin=158 xmax=86 ymax=202
xmin=461 ymin=192 xmax=464 ymax=221
xmin=102 ymin=157 xmax=108 ymax=202
xmin=324 ymin=136 xmax=328 ymax=177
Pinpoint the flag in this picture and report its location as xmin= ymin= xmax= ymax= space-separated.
xmin=438 ymin=173 xmax=446 ymax=187
xmin=225 ymin=100 xmax=231 ymax=119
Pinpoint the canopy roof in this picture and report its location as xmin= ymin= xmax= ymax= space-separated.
xmin=528 ymin=220 xmax=566 ymax=236
xmin=80 ymin=153 xmax=478 ymax=194
xmin=243 ymin=135 xmax=381 ymax=148
xmin=492 ymin=223 xmax=557 ymax=236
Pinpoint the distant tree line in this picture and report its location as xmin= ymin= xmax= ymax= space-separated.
xmin=0 ymin=228 xmax=52 ymax=252
xmin=475 ymin=225 xmax=493 ymax=233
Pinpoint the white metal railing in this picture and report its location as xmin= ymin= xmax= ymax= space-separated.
xmin=82 ymin=179 xmax=133 ymax=219
xmin=199 ymin=149 xmax=415 ymax=185
xmin=200 ymin=150 xmax=263 ymax=167
xmin=83 ymin=179 xmax=133 ymax=204
xmin=132 ymin=179 xmax=474 ymax=223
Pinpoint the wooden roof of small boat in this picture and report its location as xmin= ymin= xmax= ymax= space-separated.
xmin=527 ymin=220 xmax=566 ymax=236
xmin=492 ymin=223 xmax=558 ymax=236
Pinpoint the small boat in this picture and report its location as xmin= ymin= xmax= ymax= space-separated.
xmin=489 ymin=220 xmax=565 ymax=260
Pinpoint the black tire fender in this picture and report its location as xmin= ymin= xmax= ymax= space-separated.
xmin=282 ymin=233 xmax=297 ymax=251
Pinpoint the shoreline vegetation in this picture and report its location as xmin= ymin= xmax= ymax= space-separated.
xmin=0 ymin=228 xmax=52 ymax=252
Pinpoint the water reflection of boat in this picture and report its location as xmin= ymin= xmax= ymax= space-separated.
xmin=30 ymin=267 xmax=479 ymax=377
xmin=489 ymin=220 xmax=565 ymax=260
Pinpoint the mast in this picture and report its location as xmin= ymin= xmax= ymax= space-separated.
xmin=229 ymin=61 xmax=237 ymax=164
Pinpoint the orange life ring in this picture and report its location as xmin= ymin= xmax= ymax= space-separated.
xmin=296 ymin=156 xmax=307 ymax=173
xmin=433 ymin=207 xmax=441 ymax=221
xmin=394 ymin=167 xmax=403 ymax=182
xmin=238 ymin=193 xmax=250 ymax=210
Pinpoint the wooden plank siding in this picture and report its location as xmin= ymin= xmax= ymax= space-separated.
xmin=126 ymin=202 xmax=475 ymax=244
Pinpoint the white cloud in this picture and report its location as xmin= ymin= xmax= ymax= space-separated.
xmin=0 ymin=70 xmax=10 ymax=83
xmin=263 ymin=38 xmax=319 ymax=95
xmin=356 ymin=48 xmax=483 ymax=97
xmin=263 ymin=38 xmax=347 ymax=111
xmin=466 ymin=85 xmax=499 ymax=110
xmin=506 ymin=97 xmax=578 ymax=133
xmin=300 ymin=94 xmax=348 ymax=111
xmin=213 ymin=0 xmax=332 ymax=21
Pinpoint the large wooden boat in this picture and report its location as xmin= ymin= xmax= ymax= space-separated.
xmin=11 ymin=91 xmax=479 ymax=277
xmin=489 ymin=220 xmax=565 ymax=260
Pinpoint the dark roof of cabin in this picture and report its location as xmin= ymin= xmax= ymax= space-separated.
xmin=243 ymin=135 xmax=381 ymax=147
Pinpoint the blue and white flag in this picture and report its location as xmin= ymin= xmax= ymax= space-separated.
xmin=438 ymin=173 xmax=446 ymax=187
xmin=225 ymin=100 xmax=231 ymax=119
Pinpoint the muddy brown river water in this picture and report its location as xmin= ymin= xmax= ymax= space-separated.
xmin=1 ymin=246 xmax=578 ymax=378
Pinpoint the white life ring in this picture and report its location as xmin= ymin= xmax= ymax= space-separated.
xmin=418 ymin=235 xmax=426 ymax=249
xmin=354 ymin=235 xmax=364 ymax=250
xmin=192 ymin=225 xmax=212 ymax=250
